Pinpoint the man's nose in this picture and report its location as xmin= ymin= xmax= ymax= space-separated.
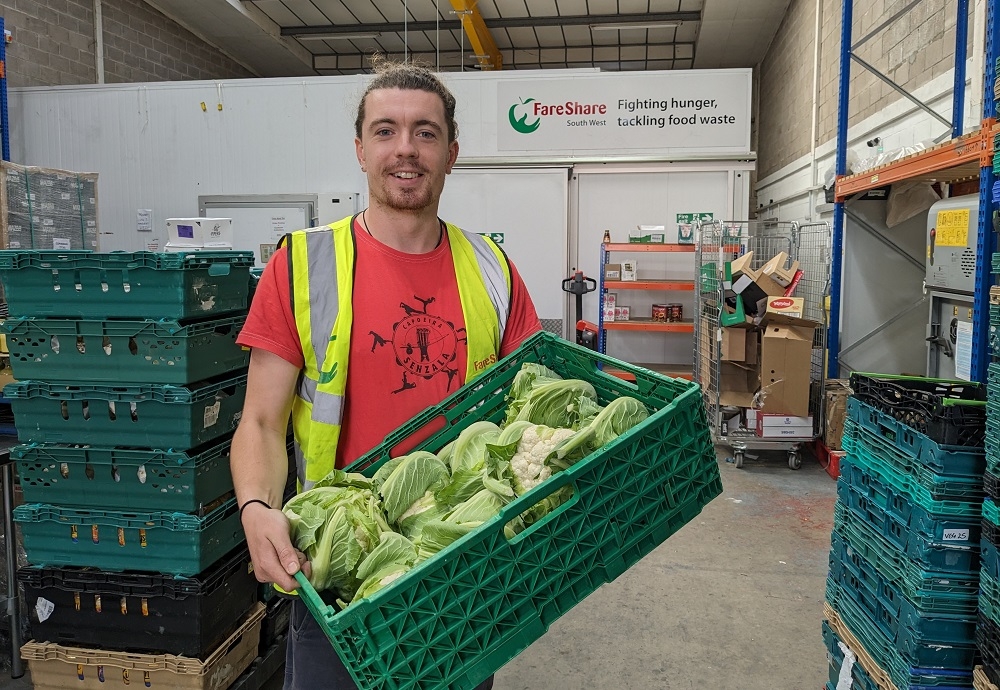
xmin=395 ymin=132 xmax=418 ymax=157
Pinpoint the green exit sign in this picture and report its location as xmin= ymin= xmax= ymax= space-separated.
xmin=480 ymin=232 xmax=504 ymax=245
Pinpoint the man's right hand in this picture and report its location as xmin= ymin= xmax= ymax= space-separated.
xmin=241 ymin=502 xmax=311 ymax=593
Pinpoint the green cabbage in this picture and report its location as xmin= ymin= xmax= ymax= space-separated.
xmin=450 ymin=421 xmax=501 ymax=474
xmin=508 ymin=379 xmax=598 ymax=429
xmin=352 ymin=563 xmax=412 ymax=603
xmin=356 ymin=532 xmax=417 ymax=582
xmin=415 ymin=488 xmax=509 ymax=561
xmin=379 ymin=451 xmax=449 ymax=525
xmin=282 ymin=485 xmax=388 ymax=600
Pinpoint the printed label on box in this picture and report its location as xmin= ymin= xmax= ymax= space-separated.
xmin=178 ymin=224 xmax=196 ymax=239
xmin=942 ymin=529 xmax=970 ymax=542
xmin=204 ymin=401 xmax=221 ymax=429
xmin=61 ymin=192 xmax=71 ymax=200
xmin=52 ymin=238 xmax=70 ymax=250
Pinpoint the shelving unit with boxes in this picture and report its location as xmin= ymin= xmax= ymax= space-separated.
xmin=597 ymin=242 xmax=696 ymax=381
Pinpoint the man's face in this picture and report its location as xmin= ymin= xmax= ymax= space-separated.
xmin=356 ymin=88 xmax=459 ymax=214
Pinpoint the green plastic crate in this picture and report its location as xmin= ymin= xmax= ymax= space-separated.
xmin=6 ymin=373 xmax=247 ymax=450
xmin=1 ymin=314 xmax=248 ymax=385
xmin=842 ymin=425 xmax=984 ymax=507
xmin=293 ymin=331 xmax=721 ymax=690
xmin=12 ymin=498 xmax=243 ymax=576
xmin=15 ymin=434 xmax=240 ymax=513
xmin=0 ymin=250 xmax=254 ymax=319
xmin=987 ymin=498 xmax=1000 ymax=527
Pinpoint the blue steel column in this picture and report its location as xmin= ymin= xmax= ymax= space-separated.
xmin=828 ymin=0 xmax=854 ymax=379
xmin=973 ymin=0 xmax=1000 ymax=383
xmin=597 ymin=243 xmax=607 ymax=354
xmin=953 ymin=0 xmax=969 ymax=137
xmin=0 ymin=17 xmax=8 ymax=162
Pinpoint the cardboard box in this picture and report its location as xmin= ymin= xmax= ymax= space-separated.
xmin=730 ymin=252 xmax=755 ymax=280
xmin=602 ymin=303 xmax=616 ymax=322
xmin=824 ymin=379 xmax=852 ymax=450
xmin=677 ymin=223 xmax=695 ymax=244
xmin=721 ymin=327 xmax=751 ymax=362
xmin=630 ymin=225 xmax=666 ymax=243
xmin=756 ymin=414 xmax=814 ymax=438
xmin=757 ymin=312 xmax=820 ymax=417
xmin=734 ymin=271 xmax=786 ymax=317
xmin=164 ymin=242 xmax=234 ymax=253
xmin=614 ymin=306 xmax=630 ymax=321
xmin=759 ymin=251 xmax=801 ymax=288
xmin=763 ymin=296 xmax=805 ymax=319
xmin=604 ymin=263 xmax=622 ymax=281
xmin=719 ymin=336 xmax=760 ymax=408
xmin=621 ymin=260 xmax=638 ymax=281
xmin=166 ymin=218 xmax=233 ymax=247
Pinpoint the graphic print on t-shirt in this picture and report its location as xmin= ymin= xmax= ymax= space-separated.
xmin=369 ymin=294 xmax=467 ymax=394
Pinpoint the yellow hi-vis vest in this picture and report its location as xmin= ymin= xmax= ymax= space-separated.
xmin=285 ymin=215 xmax=512 ymax=489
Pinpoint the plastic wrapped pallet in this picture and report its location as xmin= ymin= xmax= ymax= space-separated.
xmin=0 ymin=161 xmax=99 ymax=251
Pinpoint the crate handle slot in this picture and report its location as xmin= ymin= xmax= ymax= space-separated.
xmin=208 ymin=263 xmax=232 ymax=277
xmin=503 ymin=478 xmax=581 ymax=545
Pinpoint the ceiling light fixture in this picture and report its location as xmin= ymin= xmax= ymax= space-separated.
xmin=297 ymin=32 xmax=382 ymax=41
xmin=589 ymin=21 xmax=682 ymax=31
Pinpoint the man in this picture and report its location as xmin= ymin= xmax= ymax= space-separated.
xmin=232 ymin=57 xmax=542 ymax=690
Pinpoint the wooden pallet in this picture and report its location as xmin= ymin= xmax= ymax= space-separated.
xmin=976 ymin=666 xmax=1000 ymax=690
xmin=824 ymin=603 xmax=900 ymax=690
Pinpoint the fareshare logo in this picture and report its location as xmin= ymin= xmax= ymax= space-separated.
xmin=508 ymin=97 xmax=541 ymax=134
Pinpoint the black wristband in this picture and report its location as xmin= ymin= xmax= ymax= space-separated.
xmin=239 ymin=498 xmax=271 ymax=521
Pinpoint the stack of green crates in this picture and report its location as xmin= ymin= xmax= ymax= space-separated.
xmin=0 ymin=250 xmax=286 ymax=683
xmin=980 ymin=318 xmax=1000 ymax=685
xmin=824 ymin=374 xmax=987 ymax=690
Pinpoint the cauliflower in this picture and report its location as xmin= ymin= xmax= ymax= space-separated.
xmin=510 ymin=425 xmax=575 ymax=494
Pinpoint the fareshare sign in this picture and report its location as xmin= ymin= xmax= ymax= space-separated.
xmin=496 ymin=69 xmax=751 ymax=154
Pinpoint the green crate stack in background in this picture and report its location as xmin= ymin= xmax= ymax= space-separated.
xmin=982 ymin=285 xmax=1000 ymax=685
xmin=0 ymin=249 xmax=288 ymax=684
xmin=823 ymin=377 xmax=986 ymax=690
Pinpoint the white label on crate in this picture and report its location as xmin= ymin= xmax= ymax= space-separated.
xmin=53 ymin=238 xmax=70 ymax=250
xmin=942 ymin=529 xmax=970 ymax=542
xmin=35 ymin=597 xmax=55 ymax=623
xmin=204 ymin=402 xmax=221 ymax=429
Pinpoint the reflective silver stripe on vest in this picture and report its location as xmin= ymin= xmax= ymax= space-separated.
xmin=462 ymin=230 xmax=510 ymax=343
xmin=298 ymin=228 xmax=345 ymax=428
xmin=297 ymin=375 xmax=344 ymax=426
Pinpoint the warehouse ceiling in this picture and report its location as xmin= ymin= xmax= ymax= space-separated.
xmin=144 ymin=0 xmax=790 ymax=76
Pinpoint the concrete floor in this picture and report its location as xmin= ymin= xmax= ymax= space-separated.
xmin=4 ymin=450 xmax=837 ymax=689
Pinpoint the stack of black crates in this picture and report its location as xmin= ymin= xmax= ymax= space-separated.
xmin=822 ymin=373 xmax=987 ymax=690
xmin=0 ymin=251 xmax=291 ymax=689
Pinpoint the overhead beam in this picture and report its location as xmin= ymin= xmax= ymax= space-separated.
xmin=449 ymin=0 xmax=502 ymax=71
xmin=281 ymin=12 xmax=700 ymax=37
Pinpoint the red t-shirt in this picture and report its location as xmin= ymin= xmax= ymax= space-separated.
xmin=237 ymin=219 xmax=542 ymax=468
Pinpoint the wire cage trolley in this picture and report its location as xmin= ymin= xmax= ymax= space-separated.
xmin=694 ymin=220 xmax=832 ymax=469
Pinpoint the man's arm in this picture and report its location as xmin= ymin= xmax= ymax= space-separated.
xmin=232 ymin=347 xmax=307 ymax=591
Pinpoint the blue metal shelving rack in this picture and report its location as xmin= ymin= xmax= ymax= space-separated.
xmin=829 ymin=0 xmax=989 ymax=381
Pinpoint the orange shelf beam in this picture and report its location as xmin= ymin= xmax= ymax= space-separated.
xmin=604 ymin=364 xmax=692 ymax=381
xmin=603 ymin=242 xmax=696 ymax=253
xmin=834 ymin=124 xmax=994 ymax=201
xmin=603 ymin=319 xmax=694 ymax=333
xmin=604 ymin=279 xmax=694 ymax=291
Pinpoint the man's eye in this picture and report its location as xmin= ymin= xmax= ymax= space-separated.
xmin=418 ymin=131 xmax=436 ymax=139
xmin=376 ymin=128 xmax=392 ymax=136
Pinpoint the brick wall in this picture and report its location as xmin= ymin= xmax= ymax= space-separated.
xmin=758 ymin=0 xmax=967 ymax=180
xmin=0 ymin=0 xmax=254 ymax=88
xmin=757 ymin=0 xmax=817 ymax=180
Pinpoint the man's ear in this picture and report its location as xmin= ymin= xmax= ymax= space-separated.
xmin=445 ymin=140 xmax=459 ymax=174
xmin=356 ymin=137 xmax=366 ymax=171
